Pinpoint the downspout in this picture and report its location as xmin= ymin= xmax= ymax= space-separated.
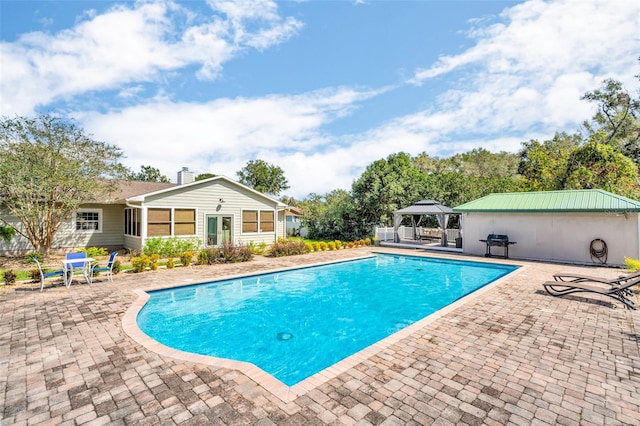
xmin=276 ymin=204 xmax=286 ymax=241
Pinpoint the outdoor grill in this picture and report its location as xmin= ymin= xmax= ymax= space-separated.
xmin=479 ymin=234 xmax=516 ymax=259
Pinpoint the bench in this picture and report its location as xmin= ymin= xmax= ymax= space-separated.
xmin=418 ymin=228 xmax=443 ymax=241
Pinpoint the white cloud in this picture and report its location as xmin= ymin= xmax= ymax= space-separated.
xmin=0 ymin=0 xmax=302 ymax=115
xmin=78 ymin=86 xmax=382 ymax=196
xmin=404 ymin=0 xmax=639 ymax=151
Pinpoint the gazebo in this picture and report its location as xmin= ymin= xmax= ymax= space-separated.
xmin=393 ymin=200 xmax=454 ymax=246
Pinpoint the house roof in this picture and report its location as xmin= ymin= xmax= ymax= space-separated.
xmin=285 ymin=206 xmax=303 ymax=216
xmin=396 ymin=200 xmax=454 ymax=215
xmin=453 ymin=189 xmax=640 ymax=213
xmin=126 ymin=175 xmax=287 ymax=208
xmin=109 ymin=180 xmax=176 ymax=203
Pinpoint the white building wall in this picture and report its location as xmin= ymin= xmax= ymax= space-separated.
xmin=462 ymin=212 xmax=639 ymax=266
xmin=1 ymin=203 xmax=125 ymax=254
xmin=141 ymin=179 xmax=285 ymax=248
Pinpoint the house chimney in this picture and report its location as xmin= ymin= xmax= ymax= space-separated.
xmin=177 ymin=167 xmax=194 ymax=185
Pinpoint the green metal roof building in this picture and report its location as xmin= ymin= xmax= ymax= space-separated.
xmin=454 ymin=189 xmax=640 ymax=213
xmin=453 ymin=189 xmax=640 ymax=265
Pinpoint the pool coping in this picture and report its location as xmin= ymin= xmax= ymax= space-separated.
xmin=122 ymin=252 xmax=527 ymax=403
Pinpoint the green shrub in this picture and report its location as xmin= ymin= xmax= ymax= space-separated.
xmin=112 ymin=260 xmax=122 ymax=274
xmin=179 ymin=251 xmax=193 ymax=267
xmin=268 ymin=239 xmax=309 ymax=257
xmin=219 ymin=241 xmax=253 ymax=263
xmin=143 ymin=237 xmax=202 ymax=257
xmin=29 ymin=268 xmax=40 ymax=281
xmin=305 ymin=242 xmax=313 ymax=252
xmin=197 ymin=243 xmax=253 ymax=264
xmin=364 ymin=238 xmax=371 ymax=246
xmin=80 ymin=247 xmax=108 ymax=258
xmin=3 ymin=269 xmax=17 ymax=285
xmin=149 ymin=254 xmax=160 ymax=271
xmin=319 ymin=241 xmax=328 ymax=251
xmin=131 ymin=254 xmax=150 ymax=273
xmin=166 ymin=258 xmax=175 ymax=269
xmin=142 ymin=237 xmax=165 ymax=256
xmin=327 ymin=241 xmax=336 ymax=250
xmin=311 ymin=242 xmax=320 ymax=252
xmin=204 ymin=247 xmax=221 ymax=264
xmin=625 ymin=257 xmax=640 ymax=271
xmin=334 ymin=240 xmax=342 ymax=249
xmin=197 ymin=250 xmax=209 ymax=265
xmin=24 ymin=252 xmax=44 ymax=264
xmin=248 ymin=241 xmax=268 ymax=255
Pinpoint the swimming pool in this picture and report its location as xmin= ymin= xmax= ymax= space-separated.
xmin=137 ymin=254 xmax=517 ymax=386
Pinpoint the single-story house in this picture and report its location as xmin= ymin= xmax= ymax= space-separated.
xmin=0 ymin=172 xmax=287 ymax=255
xmin=454 ymin=189 xmax=640 ymax=266
xmin=285 ymin=206 xmax=307 ymax=237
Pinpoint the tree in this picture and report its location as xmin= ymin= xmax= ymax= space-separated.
xmin=0 ymin=114 xmax=128 ymax=254
xmin=279 ymin=195 xmax=299 ymax=206
xmin=195 ymin=173 xmax=216 ymax=181
xmin=452 ymin=148 xmax=520 ymax=178
xmin=413 ymin=150 xmax=520 ymax=206
xmin=299 ymin=190 xmax=363 ymax=240
xmin=0 ymin=225 xmax=15 ymax=244
xmin=236 ymin=159 xmax=290 ymax=195
xmin=131 ymin=165 xmax=170 ymax=183
xmin=518 ymin=132 xmax=582 ymax=191
xmin=564 ymin=133 xmax=639 ymax=197
xmin=351 ymin=152 xmax=427 ymax=227
xmin=517 ymin=131 xmax=640 ymax=197
xmin=582 ymin=77 xmax=640 ymax=164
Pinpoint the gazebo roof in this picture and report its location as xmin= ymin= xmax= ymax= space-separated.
xmin=395 ymin=200 xmax=454 ymax=215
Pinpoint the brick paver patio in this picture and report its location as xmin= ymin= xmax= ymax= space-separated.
xmin=1 ymin=247 xmax=639 ymax=425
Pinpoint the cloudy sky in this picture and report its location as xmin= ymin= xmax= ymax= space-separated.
xmin=1 ymin=0 xmax=638 ymax=198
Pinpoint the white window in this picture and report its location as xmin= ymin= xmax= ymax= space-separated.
xmin=75 ymin=209 xmax=102 ymax=232
xmin=242 ymin=209 xmax=275 ymax=233
xmin=124 ymin=208 xmax=141 ymax=237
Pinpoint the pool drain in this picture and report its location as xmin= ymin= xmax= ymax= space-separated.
xmin=276 ymin=332 xmax=293 ymax=341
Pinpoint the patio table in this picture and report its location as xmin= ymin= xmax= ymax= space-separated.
xmin=61 ymin=257 xmax=94 ymax=287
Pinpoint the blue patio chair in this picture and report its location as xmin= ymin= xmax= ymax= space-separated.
xmin=33 ymin=259 xmax=64 ymax=291
xmin=64 ymin=252 xmax=91 ymax=287
xmin=92 ymin=252 xmax=118 ymax=283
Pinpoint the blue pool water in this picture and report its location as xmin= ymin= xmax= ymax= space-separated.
xmin=137 ymin=254 xmax=517 ymax=386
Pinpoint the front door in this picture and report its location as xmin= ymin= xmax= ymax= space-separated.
xmin=206 ymin=215 xmax=232 ymax=246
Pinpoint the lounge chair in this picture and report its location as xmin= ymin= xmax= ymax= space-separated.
xmin=543 ymin=277 xmax=639 ymax=310
xmin=553 ymin=270 xmax=640 ymax=297
xmin=553 ymin=270 xmax=640 ymax=285
xmin=92 ymin=252 xmax=117 ymax=283
xmin=33 ymin=259 xmax=64 ymax=291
